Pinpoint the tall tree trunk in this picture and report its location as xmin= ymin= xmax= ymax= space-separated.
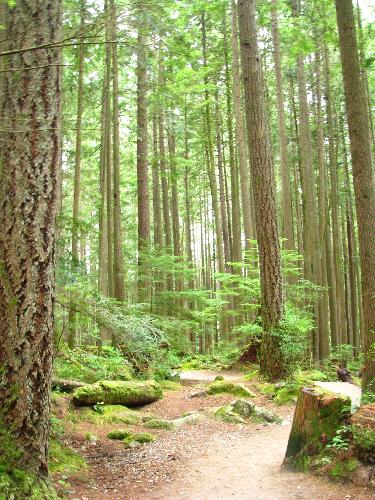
xmin=324 ymin=45 xmax=346 ymax=345
xmin=152 ymin=114 xmax=163 ymax=249
xmin=335 ymin=0 xmax=375 ymax=390
xmin=0 ymin=0 xmax=62 ymax=494
xmin=271 ymin=0 xmax=294 ymax=251
xmin=111 ymin=0 xmax=125 ymax=308
xmin=215 ymin=88 xmax=232 ymax=272
xmin=238 ymin=0 xmax=284 ymax=379
xmin=201 ymin=12 xmax=225 ymax=276
xmin=136 ymin=26 xmax=150 ymax=303
xmin=230 ymin=0 xmax=253 ymax=254
xmin=223 ymin=15 xmax=242 ymax=268
xmin=314 ymin=48 xmax=330 ymax=359
xmin=291 ymin=0 xmax=322 ymax=359
xmin=68 ymin=0 xmax=85 ymax=349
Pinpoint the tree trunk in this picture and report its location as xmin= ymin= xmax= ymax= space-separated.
xmin=0 ymin=0 xmax=62 ymax=494
xmin=335 ymin=0 xmax=375 ymax=391
xmin=238 ymin=0 xmax=284 ymax=379
xmin=291 ymin=0 xmax=322 ymax=359
xmin=111 ymin=0 xmax=125 ymax=307
xmin=136 ymin=27 xmax=150 ymax=303
xmin=271 ymin=0 xmax=294 ymax=251
xmin=68 ymin=0 xmax=85 ymax=349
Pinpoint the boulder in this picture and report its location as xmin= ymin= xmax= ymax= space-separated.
xmin=350 ymin=404 xmax=375 ymax=463
xmin=285 ymin=387 xmax=351 ymax=462
xmin=214 ymin=399 xmax=282 ymax=424
xmin=172 ymin=412 xmax=204 ymax=427
xmin=72 ymin=380 xmax=162 ymax=407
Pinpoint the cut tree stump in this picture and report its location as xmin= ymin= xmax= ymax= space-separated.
xmin=72 ymin=380 xmax=163 ymax=407
xmin=285 ymin=386 xmax=351 ymax=463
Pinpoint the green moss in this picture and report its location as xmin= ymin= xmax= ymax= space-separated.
xmin=107 ymin=429 xmax=133 ymax=440
xmin=214 ymin=375 xmax=224 ymax=381
xmin=72 ymin=380 xmax=163 ymax=406
xmin=0 ymin=473 xmax=58 ymax=500
xmin=207 ymin=381 xmax=255 ymax=398
xmin=352 ymin=426 xmax=375 ymax=451
xmin=158 ymin=380 xmax=182 ymax=391
xmin=49 ymin=439 xmax=86 ymax=475
xmin=273 ymin=386 xmax=299 ymax=405
xmin=123 ymin=431 xmax=156 ymax=448
xmin=134 ymin=432 xmax=156 ymax=443
xmin=75 ymin=405 xmax=142 ymax=425
xmin=144 ymin=418 xmax=174 ymax=430
xmin=258 ymin=382 xmax=277 ymax=397
xmin=214 ymin=405 xmax=247 ymax=424
xmin=329 ymin=458 xmax=359 ymax=480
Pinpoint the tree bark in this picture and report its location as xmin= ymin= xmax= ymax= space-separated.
xmin=111 ymin=0 xmax=125 ymax=306
xmin=271 ymin=0 xmax=294 ymax=251
xmin=238 ymin=0 xmax=284 ymax=379
xmin=136 ymin=26 xmax=150 ymax=303
xmin=335 ymin=0 xmax=375 ymax=391
xmin=0 ymin=0 xmax=62 ymax=493
xmin=68 ymin=0 xmax=85 ymax=349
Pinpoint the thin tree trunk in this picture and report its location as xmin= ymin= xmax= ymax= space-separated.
xmin=291 ymin=0 xmax=322 ymax=359
xmin=111 ymin=0 xmax=125 ymax=310
xmin=271 ymin=0 xmax=294 ymax=251
xmin=68 ymin=0 xmax=85 ymax=349
xmin=136 ymin=26 xmax=150 ymax=303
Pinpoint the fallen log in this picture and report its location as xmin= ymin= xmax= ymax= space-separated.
xmin=72 ymin=380 xmax=163 ymax=407
xmin=52 ymin=378 xmax=85 ymax=392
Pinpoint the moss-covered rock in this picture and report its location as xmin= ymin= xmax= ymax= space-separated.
xmin=107 ymin=429 xmax=133 ymax=440
xmin=144 ymin=418 xmax=174 ymax=430
xmin=214 ymin=399 xmax=282 ymax=424
xmin=172 ymin=412 xmax=204 ymax=427
xmin=123 ymin=431 xmax=156 ymax=448
xmin=206 ymin=380 xmax=255 ymax=398
xmin=72 ymin=380 xmax=163 ymax=406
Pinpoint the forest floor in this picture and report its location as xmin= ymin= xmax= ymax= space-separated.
xmin=53 ymin=370 xmax=374 ymax=500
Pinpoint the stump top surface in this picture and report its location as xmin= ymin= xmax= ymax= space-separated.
xmin=314 ymin=381 xmax=361 ymax=410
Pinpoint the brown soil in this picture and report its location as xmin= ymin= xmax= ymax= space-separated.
xmin=54 ymin=371 xmax=374 ymax=500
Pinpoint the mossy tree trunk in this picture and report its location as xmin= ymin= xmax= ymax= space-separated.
xmin=0 ymin=0 xmax=62 ymax=496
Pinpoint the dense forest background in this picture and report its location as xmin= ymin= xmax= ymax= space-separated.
xmin=56 ymin=0 xmax=374 ymax=381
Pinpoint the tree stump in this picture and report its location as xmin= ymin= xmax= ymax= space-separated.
xmin=285 ymin=387 xmax=351 ymax=463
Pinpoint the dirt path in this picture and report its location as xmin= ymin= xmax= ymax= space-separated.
xmin=151 ymin=423 xmax=373 ymax=500
xmin=59 ymin=371 xmax=374 ymax=500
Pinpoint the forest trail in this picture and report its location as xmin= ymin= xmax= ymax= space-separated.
xmin=59 ymin=370 xmax=374 ymax=499
xmin=151 ymin=422 xmax=372 ymax=500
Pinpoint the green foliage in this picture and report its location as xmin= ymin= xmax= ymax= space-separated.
xmin=352 ymin=426 xmax=375 ymax=451
xmin=327 ymin=425 xmax=351 ymax=452
xmin=329 ymin=458 xmax=359 ymax=481
xmin=54 ymin=346 xmax=133 ymax=383
xmin=74 ymin=405 xmax=142 ymax=426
